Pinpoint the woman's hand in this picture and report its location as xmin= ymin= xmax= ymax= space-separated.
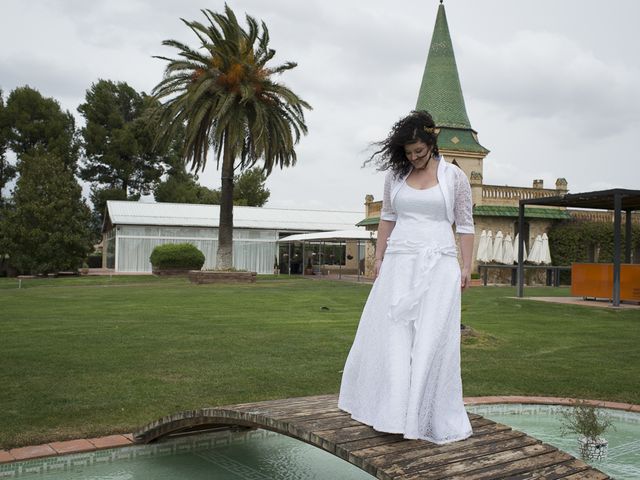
xmin=461 ymin=266 xmax=471 ymax=291
xmin=374 ymin=258 xmax=383 ymax=280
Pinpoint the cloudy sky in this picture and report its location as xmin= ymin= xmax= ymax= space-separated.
xmin=2 ymin=0 xmax=638 ymax=213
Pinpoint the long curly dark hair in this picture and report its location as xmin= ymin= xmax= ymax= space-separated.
xmin=365 ymin=110 xmax=440 ymax=177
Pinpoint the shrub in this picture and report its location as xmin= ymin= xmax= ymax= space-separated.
xmin=87 ymin=252 xmax=103 ymax=268
xmin=548 ymin=220 xmax=640 ymax=265
xmin=150 ymin=243 xmax=205 ymax=270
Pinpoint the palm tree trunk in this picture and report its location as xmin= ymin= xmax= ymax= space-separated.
xmin=216 ymin=132 xmax=234 ymax=269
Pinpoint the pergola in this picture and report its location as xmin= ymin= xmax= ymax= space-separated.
xmin=278 ymin=229 xmax=377 ymax=281
xmin=517 ymin=188 xmax=640 ymax=306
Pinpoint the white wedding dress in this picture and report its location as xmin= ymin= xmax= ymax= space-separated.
xmin=338 ymin=181 xmax=472 ymax=444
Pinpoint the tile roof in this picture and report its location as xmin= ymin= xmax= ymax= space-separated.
xmin=358 ymin=205 xmax=571 ymax=226
xmin=438 ymin=128 xmax=489 ymax=154
xmin=416 ymin=3 xmax=488 ymax=154
xmin=473 ymin=205 xmax=572 ymax=219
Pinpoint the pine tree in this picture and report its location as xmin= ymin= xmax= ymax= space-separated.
xmin=78 ymin=80 xmax=168 ymax=196
xmin=3 ymin=86 xmax=79 ymax=171
xmin=1 ymin=150 xmax=92 ymax=274
xmin=0 ymin=89 xmax=17 ymax=206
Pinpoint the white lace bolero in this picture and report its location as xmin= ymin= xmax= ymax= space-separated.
xmin=380 ymin=156 xmax=475 ymax=234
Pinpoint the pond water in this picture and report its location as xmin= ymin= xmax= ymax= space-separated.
xmin=467 ymin=403 xmax=640 ymax=480
xmin=0 ymin=428 xmax=373 ymax=479
xmin=4 ymin=405 xmax=638 ymax=479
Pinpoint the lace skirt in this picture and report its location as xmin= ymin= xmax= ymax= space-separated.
xmin=338 ymin=239 xmax=472 ymax=444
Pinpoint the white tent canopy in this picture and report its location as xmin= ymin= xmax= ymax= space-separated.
xmin=278 ymin=229 xmax=376 ymax=243
xmin=103 ymin=200 xmax=365 ymax=273
xmin=105 ymin=200 xmax=362 ymax=231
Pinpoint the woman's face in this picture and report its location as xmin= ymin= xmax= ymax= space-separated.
xmin=404 ymin=140 xmax=432 ymax=170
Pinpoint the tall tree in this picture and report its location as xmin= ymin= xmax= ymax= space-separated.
xmin=3 ymin=86 xmax=78 ymax=171
xmin=232 ymin=167 xmax=270 ymax=207
xmin=153 ymin=166 xmax=267 ymax=206
xmin=88 ymin=186 xmax=131 ymax=242
xmin=154 ymin=171 xmax=220 ymax=204
xmin=152 ymin=6 xmax=310 ymax=269
xmin=0 ymin=149 xmax=92 ymax=274
xmin=0 ymin=89 xmax=17 ymax=204
xmin=78 ymin=80 xmax=168 ymax=197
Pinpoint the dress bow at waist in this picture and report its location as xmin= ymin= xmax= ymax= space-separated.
xmin=385 ymin=240 xmax=458 ymax=325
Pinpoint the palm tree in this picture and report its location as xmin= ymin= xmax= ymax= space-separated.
xmin=152 ymin=5 xmax=310 ymax=269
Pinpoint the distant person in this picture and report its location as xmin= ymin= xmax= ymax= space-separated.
xmin=338 ymin=110 xmax=474 ymax=444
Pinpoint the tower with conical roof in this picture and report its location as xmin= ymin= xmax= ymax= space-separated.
xmin=416 ymin=1 xmax=488 ymax=181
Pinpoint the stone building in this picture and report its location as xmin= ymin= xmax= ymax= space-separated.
xmin=358 ymin=2 xmax=572 ymax=277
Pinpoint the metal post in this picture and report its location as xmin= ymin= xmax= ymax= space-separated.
xmin=114 ymin=231 xmax=119 ymax=273
xmin=288 ymin=242 xmax=291 ymax=276
xmin=357 ymin=239 xmax=361 ymax=282
xmin=338 ymin=240 xmax=342 ymax=280
xmin=517 ymin=202 xmax=525 ymax=297
xmin=625 ymin=209 xmax=632 ymax=263
xmin=302 ymin=241 xmax=305 ymax=276
xmin=613 ymin=193 xmax=622 ymax=307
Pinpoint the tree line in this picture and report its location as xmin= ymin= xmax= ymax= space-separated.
xmin=0 ymin=81 xmax=270 ymax=275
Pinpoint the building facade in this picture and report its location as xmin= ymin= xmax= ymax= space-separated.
xmin=102 ymin=201 xmax=363 ymax=274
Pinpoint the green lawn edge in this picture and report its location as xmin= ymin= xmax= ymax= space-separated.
xmin=1 ymin=276 xmax=638 ymax=448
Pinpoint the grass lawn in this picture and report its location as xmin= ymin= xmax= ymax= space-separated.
xmin=0 ymin=275 xmax=638 ymax=449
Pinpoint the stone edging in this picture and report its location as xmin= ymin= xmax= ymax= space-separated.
xmin=463 ymin=395 xmax=640 ymax=413
xmin=2 ymin=396 xmax=638 ymax=464
xmin=0 ymin=434 xmax=133 ymax=464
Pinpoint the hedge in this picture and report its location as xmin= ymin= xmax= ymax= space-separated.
xmin=548 ymin=220 xmax=640 ymax=265
xmin=86 ymin=252 xmax=103 ymax=268
xmin=149 ymin=243 xmax=205 ymax=270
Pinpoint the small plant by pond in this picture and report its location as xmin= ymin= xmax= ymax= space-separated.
xmin=560 ymin=400 xmax=615 ymax=461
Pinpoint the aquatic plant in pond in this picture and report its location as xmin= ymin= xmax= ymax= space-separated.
xmin=560 ymin=401 xmax=615 ymax=461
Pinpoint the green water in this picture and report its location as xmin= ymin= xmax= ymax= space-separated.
xmin=5 ymin=406 xmax=637 ymax=478
xmin=467 ymin=404 xmax=640 ymax=480
xmin=0 ymin=429 xmax=373 ymax=479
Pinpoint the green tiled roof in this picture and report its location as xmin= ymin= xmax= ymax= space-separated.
xmin=356 ymin=217 xmax=380 ymax=227
xmin=416 ymin=3 xmax=488 ymax=154
xmin=473 ymin=206 xmax=572 ymax=220
xmin=416 ymin=3 xmax=469 ymax=129
xmin=359 ymin=206 xmax=570 ymax=227
xmin=438 ymin=128 xmax=489 ymax=154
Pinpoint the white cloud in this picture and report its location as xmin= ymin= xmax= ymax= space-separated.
xmin=459 ymin=30 xmax=640 ymax=136
xmin=2 ymin=0 xmax=639 ymax=212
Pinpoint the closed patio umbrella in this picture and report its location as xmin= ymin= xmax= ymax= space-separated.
xmin=482 ymin=230 xmax=494 ymax=263
xmin=528 ymin=234 xmax=543 ymax=264
xmin=541 ymin=233 xmax=552 ymax=265
xmin=476 ymin=230 xmax=488 ymax=262
xmin=513 ymin=233 xmax=527 ymax=263
xmin=492 ymin=231 xmax=504 ymax=263
xmin=502 ymin=234 xmax=514 ymax=264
